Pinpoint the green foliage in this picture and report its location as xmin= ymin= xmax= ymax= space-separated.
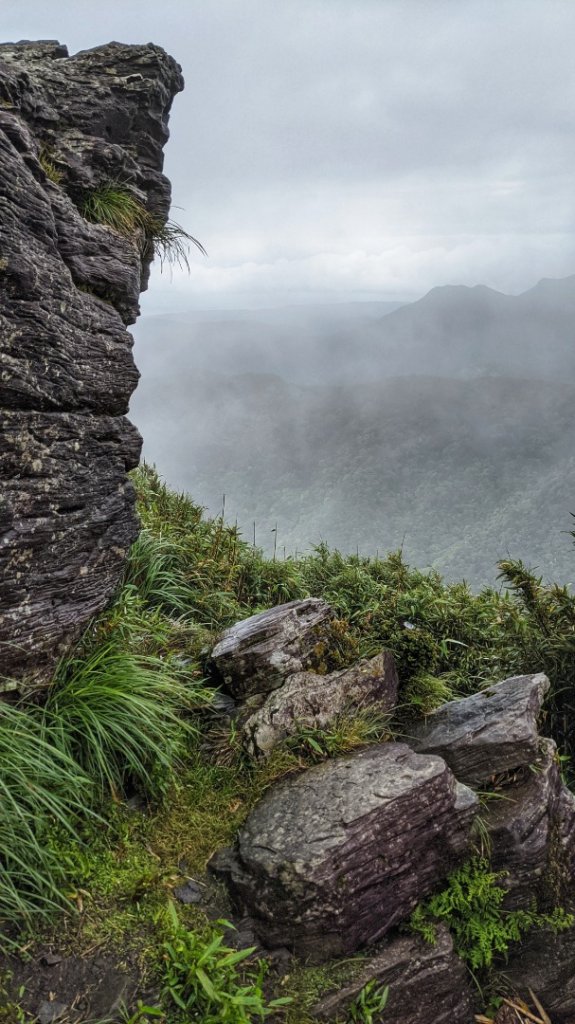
xmin=347 ymin=980 xmax=389 ymax=1024
xmin=38 ymin=146 xmax=63 ymax=184
xmin=42 ymin=638 xmax=201 ymax=803
xmin=0 ymin=701 xmax=90 ymax=934
xmin=285 ymin=709 xmax=392 ymax=762
xmin=160 ymin=904 xmax=291 ymax=1022
xmin=3 ymin=461 xmax=575 ymax=986
xmin=79 ymin=182 xmax=206 ymax=267
xmin=409 ymin=857 xmax=573 ymax=971
xmin=0 ymin=972 xmax=27 ymax=1024
xmin=132 ymin=464 xmax=575 ymax=757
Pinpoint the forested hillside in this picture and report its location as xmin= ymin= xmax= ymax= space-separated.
xmin=133 ymin=276 xmax=575 ymax=589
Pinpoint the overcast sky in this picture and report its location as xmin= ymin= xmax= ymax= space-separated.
xmin=4 ymin=0 xmax=575 ymax=310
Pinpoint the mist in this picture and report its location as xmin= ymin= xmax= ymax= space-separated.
xmin=130 ymin=274 xmax=575 ymax=588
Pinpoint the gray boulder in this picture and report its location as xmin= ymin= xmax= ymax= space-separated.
xmin=313 ymin=925 xmax=474 ymax=1024
xmin=407 ymin=673 xmax=550 ymax=786
xmin=208 ymin=598 xmax=335 ymax=700
xmin=485 ymin=738 xmax=575 ymax=909
xmin=210 ymin=743 xmax=478 ymax=960
xmin=242 ymin=651 xmax=398 ymax=758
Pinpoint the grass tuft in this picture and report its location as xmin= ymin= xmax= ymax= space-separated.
xmin=79 ymin=182 xmax=206 ymax=268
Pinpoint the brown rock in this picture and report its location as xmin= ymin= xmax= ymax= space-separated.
xmin=242 ymin=651 xmax=399 ymax=758
xmin=210 ymin=743 xmax=478 ymax=960
xmin=208 ymin=598 xmax=335 ymax=700
xmin=313 ymin=925 xmax=474 ymax=1024
xmin=486 ymin=739 xmax=575 ymax=910
xmin=0 ymin=41 xmax=183 ymax=682
xmin=407 ymin=673 xmax=550 ymax=786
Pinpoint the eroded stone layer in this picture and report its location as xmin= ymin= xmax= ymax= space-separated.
xmin=0 ymin=40 xmax=183 ymax=680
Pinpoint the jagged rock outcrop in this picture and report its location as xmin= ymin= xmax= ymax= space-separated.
xmin=242 ymin=651 xmax=399 ymax=758
xmin=210 ymin=743 xmax=478 ymax=960
xmin=485 ymin=738 xmax=575 ymax=910
xmin=0 ymin=40 xmax=183 ymax=681
xmin=208 ymin=598 xmax=335 ymax=700
xmin=313 ymin=925 xmax=474 ymax=1024
xmin=408 ymin=673 xmax=550 ymax=786
xmin=206 ymin=606 xmax=575 ymax=1017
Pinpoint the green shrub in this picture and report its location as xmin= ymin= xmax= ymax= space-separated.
xmin=409 ymin=857 xmax=573 ymax=971
xmin=347 ymin=980 xmax=389 ymax=1024
xmin=42 ymin=639 xmax=201 ymax=803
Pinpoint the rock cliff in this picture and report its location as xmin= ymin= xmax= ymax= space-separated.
xmin=0 ymin=40 xmax=183 ymax=683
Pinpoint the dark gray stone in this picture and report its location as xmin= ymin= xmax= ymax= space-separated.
xmin=37 ymin=1002 xmax=68 ymax=1024
xmin=504 ymin=926 xmax=575 ymax=1022
xmin=485 ymin=738 xmax=575 ymax=910
xmin=313 ymin=925 xmax=474 ymax=1024
xmin=208 ymin=598 xmax=335 ymax=700
xmin=0 ymin=41 xmax=183 ymax=683
xmin=242 ymin=651 xmax=399 ymax=758
xmin=174 ymin=880 xmax=204 ymax=905
xmin=407 ymin=673 xmax=550 ymax=786
xmin=210 ymin=743 xmax=478 ymax=960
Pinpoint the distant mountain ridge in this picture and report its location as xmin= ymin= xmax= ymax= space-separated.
xmin=131 ymin=274 xmax=575 ymax=587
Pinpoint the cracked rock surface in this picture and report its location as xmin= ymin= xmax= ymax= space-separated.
xmin=0 ymin=40 xmax=183 ymax=681
xmin=242 ymin=651 xmax=399 ymax=758
xmin=210 ymin=742 xmax=478 ymax=960
xmin=407 ymin=673 xmax=550 ymax=786
xmin=313 ymin=925 xmax=474 ymax=1024
xmin=209 ymin=598 xmax=335 ymax=700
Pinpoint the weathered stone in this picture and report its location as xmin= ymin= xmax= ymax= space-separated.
xmin=208 ymin=598 xmax=335 ymax=700
xmin=485 ymin=739 xmax=575 ymax=910
xmin=0 ymin=41 xmax=183 ymax=682
xmin=504 ymin=926 xmax=575 ymax=1022
xmin=37 ymin=1003 xmax=68 ymax=1024
xmin=242 ymin=651 xmax=398 ymax=758
xmin=210 ymin=743 xmax=478 ymax=960
xmin=408 ymin=673 xmax=550 ymax=786
xmin=313 ymin=925 xmax=474 ymax=1024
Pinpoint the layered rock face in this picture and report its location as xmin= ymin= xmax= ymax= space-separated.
xmin=212 ymin=743 xmax=478 ymax=959
xmin=207 ymin=600 xmax=575 ymax=1022
xmin=0 ymin=41 xmax=183 ymax=682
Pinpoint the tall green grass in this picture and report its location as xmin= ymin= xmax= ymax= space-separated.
xmin=2 ymin=461 xmax=575 ymax=940
xmin=42 ymin=642 xmax=199 ymax=804
xmin=79 ymin=182 xmax=207 ymax=267
xmin=0 ymin=702 xmax=90 ymax=930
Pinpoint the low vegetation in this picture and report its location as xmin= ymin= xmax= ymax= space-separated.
xmin=79 ymin=181 xmax=206 ymax=267
xmin=1 ymin=464 xmax=575 ymax=1019
xmin=409 ymin=857 xmax=573 ymax=972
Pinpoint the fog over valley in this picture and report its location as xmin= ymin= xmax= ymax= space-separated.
xmin=131 ymin=274 xmax=575 ymax=588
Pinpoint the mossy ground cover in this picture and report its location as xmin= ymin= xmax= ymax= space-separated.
xmin=2 ymin=464 xmax=575 ymax=1020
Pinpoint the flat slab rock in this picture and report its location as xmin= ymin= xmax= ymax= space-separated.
xmin=314 ymin=925 xmax=474 ymax=1024
xmin=210 ymin=743 xmax=478 ymax=960
xmin=208 ymin=598 xmax=335 ymax=700
xmin=407 ymin=673 xmax=550 ymax=786
xmin=486 ymin=738 xmax=575 ymax=910
xmin=242 ymin=651 xmax=399 ymax=758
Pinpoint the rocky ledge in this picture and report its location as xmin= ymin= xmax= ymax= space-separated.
xmin=0 ymin=41 xmax=183 ymax=683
